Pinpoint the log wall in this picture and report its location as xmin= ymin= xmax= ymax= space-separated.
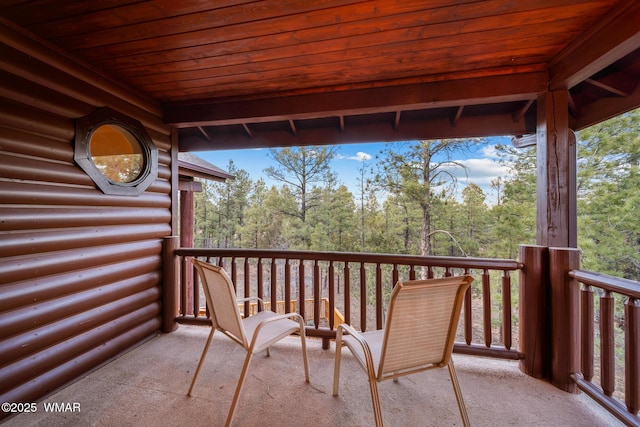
xmin=0 ymin=21 xmax=173 ymax=411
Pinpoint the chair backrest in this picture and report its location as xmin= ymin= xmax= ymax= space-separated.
xmin=378 ymin=275 xmax=473 ymax=379
xmin=192 ymin=259 xmax=247 ymax=347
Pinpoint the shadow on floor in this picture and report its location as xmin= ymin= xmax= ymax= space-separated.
xmin=4 ymin=324 xmax=622 ymax=427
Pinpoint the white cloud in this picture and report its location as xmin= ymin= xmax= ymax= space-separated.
xmin=459 ymin=157 xmax=509 ymax=185
xmin=349 ymin=151 xmax=372 ymax=161
xmin=432 ymin=155 xmax=509 ymax=205
xmin=480 ymin=144 xmax=501 ymax=159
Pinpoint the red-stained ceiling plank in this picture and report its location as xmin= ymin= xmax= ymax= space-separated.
xmin=549 ymin=0 xmax=640 ymax=90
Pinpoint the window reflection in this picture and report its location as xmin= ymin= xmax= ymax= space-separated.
xmin=90 ymin=124 xmax=145 ymax=183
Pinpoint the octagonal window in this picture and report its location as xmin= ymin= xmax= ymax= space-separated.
xmin=75 ymin=108 xmax=158 ymax=196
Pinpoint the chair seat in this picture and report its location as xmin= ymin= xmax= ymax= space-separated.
xmin=343 ymin=330 xmax=384 ymax=375
xmin=243 ymin=311 xmax=303 ymax=354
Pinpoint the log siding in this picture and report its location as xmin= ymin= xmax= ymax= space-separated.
xmin=0 ymin=24 xmax=172 ymax=409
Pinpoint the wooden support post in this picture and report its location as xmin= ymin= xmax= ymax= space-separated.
xmin=549 ymin=247 xmax=581 ymax=393
xmin=519 ymin=245 xmax=550 ymax=379
xmin=162 ymin=236 xmax=180 ymax=333
xmin=536 ymin=91 xmax=577 ymax=248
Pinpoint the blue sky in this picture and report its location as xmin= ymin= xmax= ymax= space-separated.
xmin=195 ymin=136 xmax=512 ymax=205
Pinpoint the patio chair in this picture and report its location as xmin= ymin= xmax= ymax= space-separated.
xmin=188 ymin=259 xmax=310 ymax=427
xmin=333 ymin=275 xmax=474 ymax=427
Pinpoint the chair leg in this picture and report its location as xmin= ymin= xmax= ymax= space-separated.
xmin=366 ymin=365 xmax=384 ymax=427
xmin=225 ymin=351 xmax=254 ymax=427
xmin=300 ymin=328 xmax=310 ymax=383
xmin=188 ymin=327 xmax=216 ymax=396
xmin=447 ymin=359 xmax=470 ymax=427
xmin=332 ymin=332 xmax=343 ymax=396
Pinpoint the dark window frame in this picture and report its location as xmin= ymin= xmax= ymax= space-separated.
xmin=75 ymin=107 xmax=158 ymax=196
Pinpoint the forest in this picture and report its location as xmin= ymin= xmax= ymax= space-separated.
xmin=191 ymin=108 xmax=640 ymax=282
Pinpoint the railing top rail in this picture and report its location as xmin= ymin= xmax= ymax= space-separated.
xmin=176 ymin=248 xmax=522 ymax=271
xmin=570 ymin=269 xmax=640 ymax=299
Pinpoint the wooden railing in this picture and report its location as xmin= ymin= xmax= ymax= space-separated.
xmin=173 ymin=247 xmax=523 ymax=359
xmin=570 ymin=269 xmax=640 ymax=426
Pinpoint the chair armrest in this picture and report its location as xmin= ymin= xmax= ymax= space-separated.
xmin=237 ymin=296 xmax=265 ymax=311
xmin=336 ymin=324 xmax=376 ymax=374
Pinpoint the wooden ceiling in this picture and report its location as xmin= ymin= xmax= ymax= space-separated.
xmin=2 ymin=0 xmax=640 ymax=151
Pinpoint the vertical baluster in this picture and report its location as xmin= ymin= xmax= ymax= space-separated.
xmin=257 ymin=258 xmax=264 ymax=312
xmin=483 ymin=269 xmax=492 ymax=347
xmin=193 ymin=260 xmax=201 ymax=317
xmin=183 ymin=255 xmax=194 ymax=316
xmin=271 ymin=258 xmax=277 ymax=313
xmin=284 ymin=259 xmax=291 ymax=314
xmin=344 ymin=262 xmax=351 ymax=325
xmin=409 ymin=265 xmax=416 ymax=280
xmin=600 ymin=290 xmax=615 ymax=396
xmin=445 ymin=267 xmax=451 ymax=277
xmin=180 ymin=257 xmax=188 ymax=316
xmin=313 ymin=259 xmax=320 ymax=328
xmin=360 ymin=262 xmax=367 ymax=332
xmin=625 ymin=297 xmax=639 ymax=415
xmin=427 ymin=265 xmax=434 ymax=279
xmin=502 ymin=271 xmax=512 ymax=350
xmin=392 ymin=264 xmax=398 ymax=286
xmin=581 ymin=284 xmax=594 ymax=381
xmin=376 ymin=263 xmax=383 ymax=329
xmin=299 ymin=259 xmax=306 ymax=320
xmin=329 ymin=261 xmax=335 ymax=330
xmin=244 ymin=258 xmax=251 ymax=317
xmin=231 ymin=257 xmax=237 ymax=292
xmin=464 ymin=268 xmax=472 ymax=345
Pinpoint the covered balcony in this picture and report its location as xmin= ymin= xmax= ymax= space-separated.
xmin=1 ymin=1 xmax=640 ymax=426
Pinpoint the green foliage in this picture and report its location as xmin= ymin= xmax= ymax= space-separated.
xmin=370 ymin=139 xmax=478 ymax=256
xmin=188 ymin=109 xmax=640 ymax=284
xmin=577 ymin=109 xmax=640 ymax=280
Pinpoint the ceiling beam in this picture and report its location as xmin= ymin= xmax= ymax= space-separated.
xmin=512 ymin=99 xmax=534 ymax=123
xmin=584 ymin=78 xmax=629 ymax=97
xmin=241 ymin=123 xmax=253 ymax=138
xmin=549 ymin=0 xmax=640 ymax=90
xmin=165 ymin=72 xmax=546 ymax=127
xmin=394 ymin=111 xmax=401 ymax=130
xmin=572 ymin=81 xmax=640 ymax=130
xmin=451 ymin=106 xmax=464 ymax=127
xmin=179 ymin=111 xmax=531 ymax=152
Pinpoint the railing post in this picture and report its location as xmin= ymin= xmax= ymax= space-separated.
xmin=519 ymin=244 xmax=550 ymax=379
xmin=162 ymin=236 xmax=179 ymax=333
xmin=549 ymin=247 xmax=581 ymax=393
xmin=625 ymin=297 xmax=640 ymax=414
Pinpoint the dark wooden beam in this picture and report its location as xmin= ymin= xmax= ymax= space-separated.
xmin=241 ymin=123 xmax=253 ymax=138
xmin=179 ymin=110 xmax=531 ymax=151
xmin=164 ymin=72 xmax=547 ymax=127
xmin=512 ymin=99 xmax=534 ymax=123
xmin=197 ymin=126 xmax=212 ymax=141
xmin=288 ymin=119 xmax=298 ymax=136
xmin=549 ymin=0 xmax=640 ymax=90
xmin=584 ymin=78 xmax=629 ymax=97
xmin=394 ymin=111 xmax=401 ymax=130
xmin=451 ymin=105 xmax=464 ymax=127
xmin=572 ymin=82 xmax=640 ymax=130
xmin=536 ymin=90 xmax=576 ymax=248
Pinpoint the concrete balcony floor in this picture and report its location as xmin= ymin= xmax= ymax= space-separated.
xmin=6 ymin=324 xmax=622 ymax=427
